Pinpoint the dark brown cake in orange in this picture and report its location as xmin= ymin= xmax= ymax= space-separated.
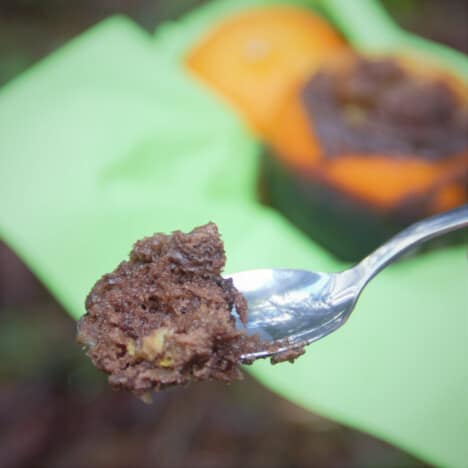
xmin=262 ymin=55 xmax=468 ymax=261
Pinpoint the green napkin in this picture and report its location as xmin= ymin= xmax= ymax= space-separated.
xmin=0 ymin=11 xmax=467 ymax=468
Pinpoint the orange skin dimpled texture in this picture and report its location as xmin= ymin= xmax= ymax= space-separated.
xmin=186 ymin=6 xmax=347 ymax=134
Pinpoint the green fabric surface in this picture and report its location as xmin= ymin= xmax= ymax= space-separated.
xmin=0 ymin=11 xmax=467 ymax=468
xmin=319 ymin=0 xmax=468 ymax=81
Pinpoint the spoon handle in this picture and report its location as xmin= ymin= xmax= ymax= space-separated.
xmin=359 ymin=205 xmax=468 ymax=282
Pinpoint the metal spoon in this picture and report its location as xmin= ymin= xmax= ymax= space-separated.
xmin=230 ymin=205 xmax=468 ymax=362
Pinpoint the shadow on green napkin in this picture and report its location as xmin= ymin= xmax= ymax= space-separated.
xmin=0 ymin=12 xmax=467 ymax=468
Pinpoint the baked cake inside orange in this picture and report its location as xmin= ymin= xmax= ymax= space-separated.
xmin=261 ymin=55 xmax=467 ymax=260
xmin=266 ymin=55 xmax=468 ymax=212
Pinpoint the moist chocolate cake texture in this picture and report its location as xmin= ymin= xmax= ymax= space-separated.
xmin=77 ymin=223 xmax=303 ymax=399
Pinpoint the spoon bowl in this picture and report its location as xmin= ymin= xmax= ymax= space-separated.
xmin=230 ymin=205 xmax=468 ymax=362
xmin=231 ymin=268 xmax=358 ymax=360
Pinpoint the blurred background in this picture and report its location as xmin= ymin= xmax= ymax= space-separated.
xmin=1 ymin=0 xmax=467 ymax=87
xmin=0 ymin=1 xmax=466 ymax=467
